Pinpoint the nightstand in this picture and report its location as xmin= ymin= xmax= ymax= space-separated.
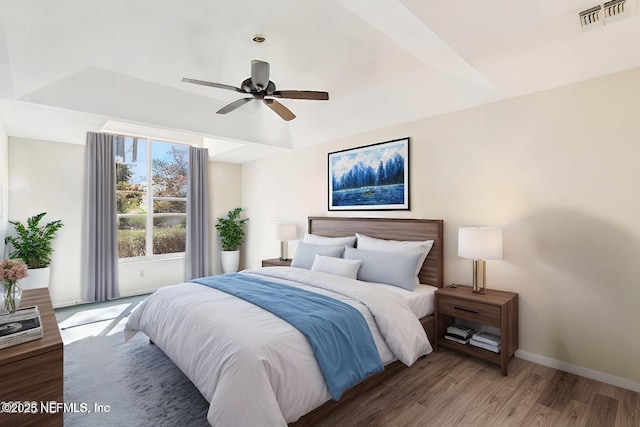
xmin=435 ymin=285 xmax=518 ymax=376
xmin=261 ymin=258 xmax=292 ymax=267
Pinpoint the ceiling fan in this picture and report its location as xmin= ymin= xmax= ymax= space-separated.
xmin=182 ymin=60 xmax=329 ymax=121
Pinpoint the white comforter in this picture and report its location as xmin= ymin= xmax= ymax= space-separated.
xmin=124 ymin=267 xmax=432 ymax=427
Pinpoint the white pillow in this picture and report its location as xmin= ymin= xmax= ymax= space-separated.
xmin=303 ymin=233 xmax=357 ymax=248
xmin=311 ymin=255 xmax=362 ymax=280
xmin=356 ymin=233 xmax=434 ymax=285
xmin=290 ymin=242 xmax=345 ymax=270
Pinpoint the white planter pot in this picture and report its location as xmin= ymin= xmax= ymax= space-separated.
xmin=221 ymin=250 xmax=240 ymax=274
xmin=20 ymin=267 xmax=51 ymax=290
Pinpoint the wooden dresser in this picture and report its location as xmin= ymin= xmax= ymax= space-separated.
xmin=0 ymin=288 xmax=63 ymax=427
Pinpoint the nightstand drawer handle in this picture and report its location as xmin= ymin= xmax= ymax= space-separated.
xmin=454 ymin=306 xmax=478 ymax=314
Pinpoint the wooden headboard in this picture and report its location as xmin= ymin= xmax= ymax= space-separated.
xmin=307 ymin=217 xmax=444 ymax=288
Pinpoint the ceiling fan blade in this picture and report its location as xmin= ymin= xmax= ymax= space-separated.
xmin=182 ymin=78 xmax=244 ymax=93
xmin=263 ymin=99 xmax=296 ymax=121
xmin=272 ymin=90 xmax=329 ymax=100
xmin=251 ymin=60 xmax=270 ymax=90
xmin=216 ymin=97 xmax=254 ymax=114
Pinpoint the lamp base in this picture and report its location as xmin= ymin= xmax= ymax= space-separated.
xmin=279 ymin=241 xmax=289 ymax=262
xmin=472 ymin=259 xmax=486 ymax=294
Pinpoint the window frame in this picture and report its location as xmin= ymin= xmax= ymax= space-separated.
xmin=114 ymin=134 xmax=189 ymax=263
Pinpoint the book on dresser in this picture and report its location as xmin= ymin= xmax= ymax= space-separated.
xmin=470 ymin=331 xmax=501 ymax=353
xmin=0 ymin=306 xmax=43 ymax=349
xmin=445 ymin=324 xmax=475 ymax=344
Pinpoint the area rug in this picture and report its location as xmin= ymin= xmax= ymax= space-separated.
xmin=64 ymin=331 xmax=210 ymax=426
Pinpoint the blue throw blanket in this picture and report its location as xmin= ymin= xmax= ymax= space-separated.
xmin=191 ymin=273 xmax=383 ymax=400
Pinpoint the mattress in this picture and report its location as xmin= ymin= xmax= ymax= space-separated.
xmin=366 ymin=281 xmax=437 ymax=318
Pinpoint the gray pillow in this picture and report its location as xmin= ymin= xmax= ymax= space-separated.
xmin=344 ymin=247 xmax=422 ymax=291
xmin=291 ymin=242 xmax=345 ymax=269
xmin=303 ymin=233 xmax=357 ymax=247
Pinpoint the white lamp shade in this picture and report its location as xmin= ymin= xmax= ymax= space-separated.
xmin=458 ymin=227 xmax=503 ymax=260
xmin=274 ymin=222 xmax=297 ymax=241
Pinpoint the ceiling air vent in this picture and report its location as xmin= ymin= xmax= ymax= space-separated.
xmin=579 ymin=0 xmax=631 ymax=28
xmin=603 ymin=0 xmax=627 ymax=17
xmin=579 ymin=5 xmax=602 ymax=27
xmin=603 ymin=0 xmax=631 ymax=22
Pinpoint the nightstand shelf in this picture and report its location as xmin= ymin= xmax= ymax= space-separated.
xmin=261 ymin=258 xmax=292 ymax=267
xmin=435 ymin=285 xmax=518 ymax=376
xmin=439 ymin=338 xmax=502 ymax=364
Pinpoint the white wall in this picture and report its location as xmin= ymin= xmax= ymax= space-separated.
xmin=8 ymin=138 xmax=84 ymax=305
xmin=7 ymin=137 xmax=242 ymax=305
xmin=209 ymin=161 xmax=243 ymax=274
xmin=241 ymin=68 xmax=640 ymax=388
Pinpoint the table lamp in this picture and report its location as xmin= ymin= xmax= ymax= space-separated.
xmin=274 ymin=222 xmax=297 ymax=261
xmin=458 ymin=227 xmax=503 ymax=294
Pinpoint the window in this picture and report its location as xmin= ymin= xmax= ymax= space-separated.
xmin=115 ymin=136 xmax=189 ymax=260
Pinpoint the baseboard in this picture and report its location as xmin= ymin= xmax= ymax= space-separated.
xmin=515 ymin=349 xmax=640 ymax=393
xmin=53 ymin=289 xmax=155 ymax=309
xmin=118 ymin=288 xmax=157 ymax=299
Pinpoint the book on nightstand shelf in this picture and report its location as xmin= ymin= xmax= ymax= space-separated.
xmin=470 ymin=338 xmax=501 ymax=353
xmin=470 ymin=331 xmax=501 ymax=353
xmin=445 ymin=334 xmax=471 ymax=344
xmin=0 ymin=306 xmax=43 ymax=349
xmin=445 ymin=324 xmax=475 ymax=344
xmin=472 ymin=331 xmax=500 ymax=345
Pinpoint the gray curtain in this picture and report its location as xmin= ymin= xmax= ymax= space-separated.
xmin=86 ymin=132 xmax=120 ymax=301
xmin=185 ymin=146 xmax=210 ymax=280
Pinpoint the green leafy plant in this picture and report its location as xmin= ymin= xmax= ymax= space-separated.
xmin=215 ymin=207 xmax=248 ymax=251
xmin=4 ymin=212 xmax=64 ymax=269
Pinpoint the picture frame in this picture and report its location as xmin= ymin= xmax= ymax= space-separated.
xmin=328 ymin=137 xmax=410 ymax=211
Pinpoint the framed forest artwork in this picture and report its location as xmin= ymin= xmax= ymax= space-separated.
xmin=328 ymin=137 xmax=410 ymax=211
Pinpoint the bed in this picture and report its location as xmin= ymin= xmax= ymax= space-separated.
xmin=124 ymin=217 xmax=444 ymax=427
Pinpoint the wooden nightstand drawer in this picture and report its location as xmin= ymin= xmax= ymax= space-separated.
xmin=262 ymin=258 xmax=292 ymax=267
xmin=438 ymin=298 xmax=500 ymax=327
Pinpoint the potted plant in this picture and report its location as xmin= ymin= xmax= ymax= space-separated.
xmin=215 ymin=207 xmax=248 ymax=273
xmin=4 ymin=212 xmax=63 ymax=289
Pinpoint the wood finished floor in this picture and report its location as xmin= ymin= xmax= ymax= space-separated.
xmin=312 ymin=349 xmax=639 ymax=427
